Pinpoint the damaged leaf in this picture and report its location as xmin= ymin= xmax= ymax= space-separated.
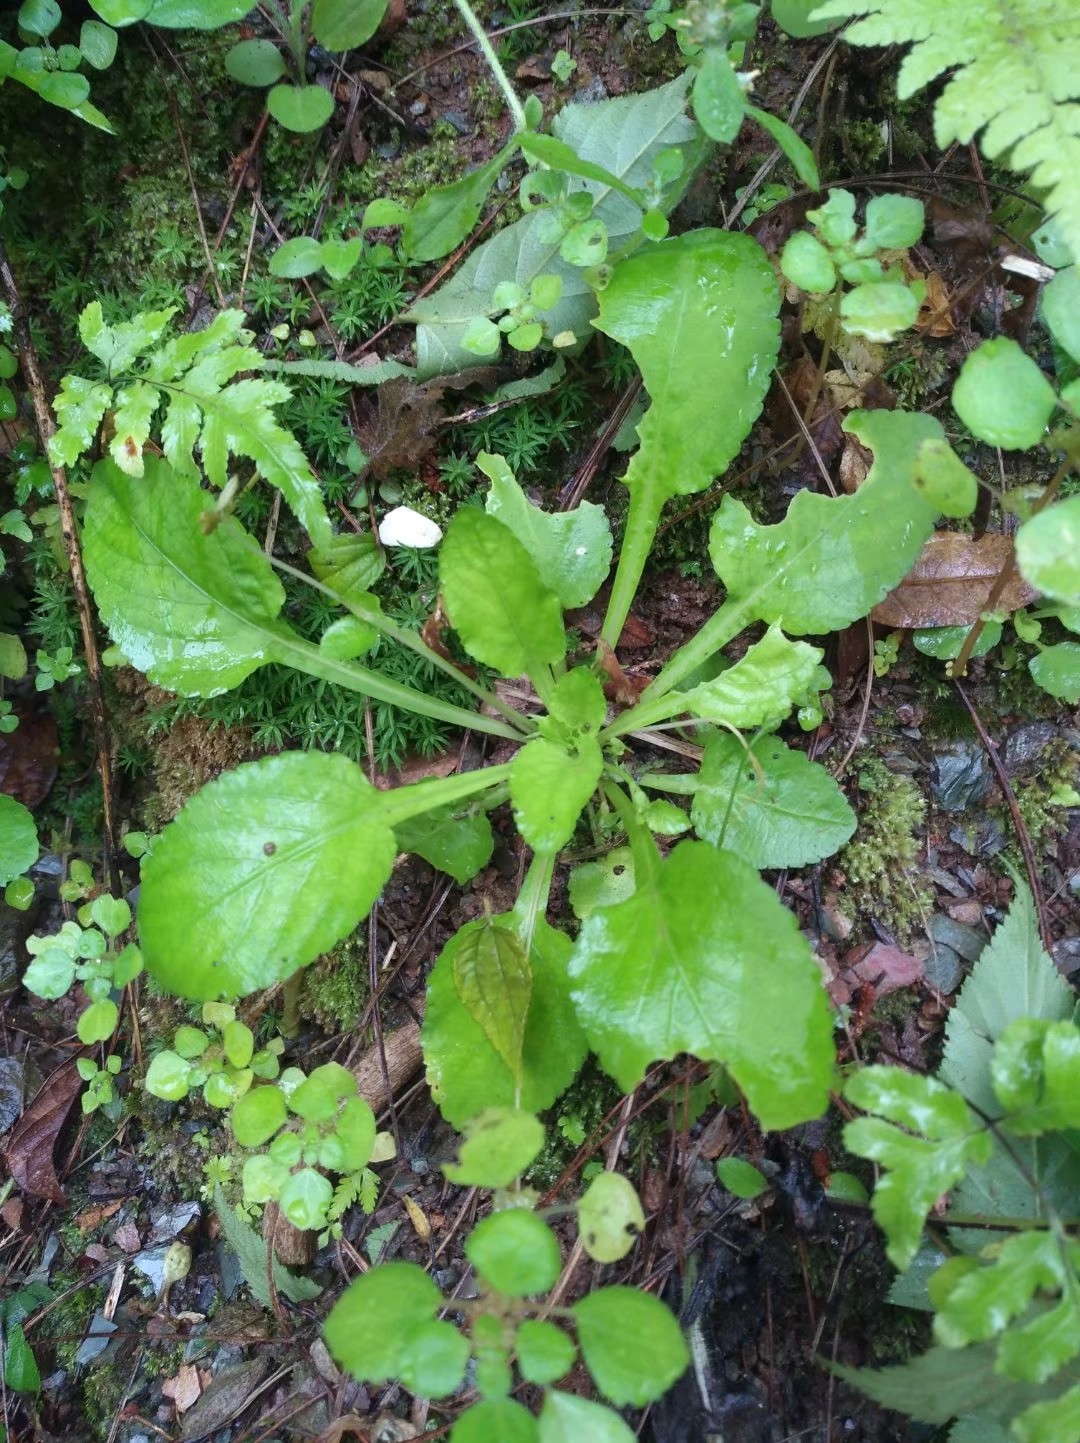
xmin=872 ymin=533 xmax=1037 ymax=629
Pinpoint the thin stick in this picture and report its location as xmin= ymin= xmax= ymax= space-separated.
xmin=0 ymin=247 xmax=119 ymax=891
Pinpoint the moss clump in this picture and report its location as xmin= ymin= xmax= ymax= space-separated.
xmin=1003 ymin=737 xmax=1079 ymax=871
xmin=141 ymin=712 xmax=253 ymax=828
xmin=297 ymin=933 xmax=368 ymax=1032
xmin=839 ymin=758 xmax=932 ymax=941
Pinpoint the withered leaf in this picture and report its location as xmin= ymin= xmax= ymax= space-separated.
xmin=3 ymin=1060 xmax=83 ymax=1203
xmin=871 ymin=533 xmax=1037 ymax=629
xmin=355 ymin=370 xmax=496 ymax=480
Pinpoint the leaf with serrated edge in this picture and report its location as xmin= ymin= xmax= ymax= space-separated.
xmin=439 ymin=508 xmax=564 ymax=680
xmin=138 ymin=752 xmax=397 ymax=999
xmin=510 ymin=734 xmax=602 ymax=852
xmin=451 ymin=920 xmax=532 ymax=1083
xmin=573 ymin=1288 xmax=689 ymax=1406
xmin=568 ymin=840 xmax=834 ymax=1129
xmin=423 ymin=915 xmax=587 ymax=1128
xmin=691 ymin=732 xmax=856 ymax=868
xmin=844 ymin=1066 xmax=991 ymax=1270
xmin=84 ymin=458 xmax=293 ymax=695
xmin=481 ymin=452 xmax=612 ymax=609
xmin=681 ymin=626 xmax=823 ymax=727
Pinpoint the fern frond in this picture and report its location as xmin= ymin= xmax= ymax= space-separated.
xmin=813 ymin=0 xmax=1080 ymax=260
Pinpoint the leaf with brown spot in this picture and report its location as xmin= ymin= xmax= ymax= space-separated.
xmin=3 ymin=1060 xmax=83 ymax=1202
xmin=871 ymin=533 xmax=1037 ymax=629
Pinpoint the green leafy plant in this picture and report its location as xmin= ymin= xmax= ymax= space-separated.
xmin=22 ymin=889 xmax=140 ymax=1046
xmin=324 ymin=1106 xmax=688 ymax=1440
xmin=838 ymin=880 xmax=1080 ymax=1442
xmin=780 ymin=188 xmax=927 ymax=342
xmin=811 ymin=0 xmax=1080 ymax=263
xmin=145 ymin=1001 xmax=283 ymax=1109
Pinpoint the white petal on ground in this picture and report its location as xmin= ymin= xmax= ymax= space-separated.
xmin=377 ymin=506 xmax=443 ymax=548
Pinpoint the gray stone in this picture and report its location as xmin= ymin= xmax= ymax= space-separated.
xmin=1005 ymin=722 xmax=1057 ymax=773
xmin=933 ymin=742 xmax=990 ymax=812
xmin=1053 ymin=936 xmax=1080 ymax=978
xmin=923 ymin=941 xmax=962 ymax=994
xmin=929 ymin=914 xmax=987 ymax=963
xmin=949 ymin=816 xmax=1006 ymax=857
xmin=0 ymin=1056 xmax=24 ymax=1133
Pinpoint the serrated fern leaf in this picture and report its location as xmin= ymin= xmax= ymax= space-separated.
xmin=844 ymin=1065 xmax=992 ymax=1270
xmin=52 ymin=304 xmax=332 ymax=547
xmin=811 ymin=0 xmax=1080 ymax=260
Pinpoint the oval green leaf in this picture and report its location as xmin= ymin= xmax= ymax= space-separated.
xmin=577 ymin=1171 xmax=645 ymax=1263
xmin=568 ymin=840 xmax=834 ymax=1129
xmin=573 ymin=1288 xmax=689 ymax=1406
xmin=311 ymin=0 xmax=386 ymax=50
xmin=324 ymin=1262 xmax=440 ymax=1382
xmin=267 ymin=83 xmax=335 ymax=133
xmin=952 ymin=337 xmax=1057 ymax=450
xmin=1016 ymin=497 xmax=1080 ymax=607
xmin=225 ymin=38 xmax=286 ymax=87
xmin=0 ymin=794 xmax=38 ymax=885
xmin=138 ymin=752 xmax=397 ymax=999
xmin=465 ymin=1209 xmax=561 ymax=1296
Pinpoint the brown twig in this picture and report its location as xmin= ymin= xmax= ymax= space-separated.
xmin=952 ymin=679 xmax=1053 ymax=952
xmin=0 ymin=246 xmax=119 ymax=890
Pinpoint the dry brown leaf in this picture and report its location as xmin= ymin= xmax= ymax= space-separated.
xmin=76 ymin=1199 xmax=123 ymax=1231
xmin=113 ymin=1220 xmax=142 ymax=1254
xmin=402 ymin=1192 xmax=431 ymax=1244
xmin=872 ymin=533 xmax=1037 ymax=629
xmin=2 ymin=1060 xmax=83 ymax=1202
xmin=916 ymin=271 xmax=956 ymax=337
xmin=163 ymin=1363 xmax=203 ymax=1413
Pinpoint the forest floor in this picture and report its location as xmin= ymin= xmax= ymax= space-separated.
xmin=1 ymin=4 xmax=1078 ymax=1442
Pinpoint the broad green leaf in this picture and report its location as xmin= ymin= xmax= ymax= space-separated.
xmin=708 ymin=409 xmax=941 ymax=635
xmin=83 ymin=459 xmax=293 ymax=694
xmin=79 ymin=19 xmax=117 ymax=68
xmin=278 ymin=1167 xmax=333 ymax=1229
xmin=830 ymin=1342 xmax=1079 ymax=1427
xmin=1042 ymin=265 xmax=1080 ymax=362
xmin=771 ymin=0 xmax=838 ymax=37
xmin=23 ymin=948 xmax=76 ymax=999
xmin=50 ymin=375 xmax=113 ymax=466
xmin=337 ymin=1096 xmax=376 ymax=1170
xmin=1016 ymin=497 xmax=1080 ymax=607
xmin=0 ymin=794 xmax=37 ymax=885
xmin=991 ymin=1018 xmax=1080 ymax=1131
xmin=144 ymin=0 xmax=251 ymax=24
xmin=395 ymin=806 xmax=493 ymax=883
xmin=408 ymin=75 xmax=701 ymax=376
xmin=568 ymin=841 xmax=834 ymax=1128
xmin=89 ymin=893 xmax=130 ymax=937
xmin=510 ymin=734 xmax=602 ymax=852
xmin=439 ymin=509 xmax=564 ymax=680
xmin=538 ymin=1391 xmax=636 ymax=1443
xmin=145 ymin=1050 xmax=192 ymax=1101
xmin=77 ymin=999 xmax=118 ymax=1043
xmin=781 ymin=230 xmax=837 ymax=293
xmin=424 ymin=916 xmax=588 ymax=1128
xmin=269 ymin=236 xmax=324 ymax=278
xmin=1015 ymin=1385 xmax=1080 ymax=1443
xmin=692 ymin=48 xmax=746 ymax=143
xmin=952 ymin=338 xmax=1057 ymax=450
xmin=453 ymin=1400 xmax=539 ymax=1442
xmin=840 ymin=281 xmax=920 ymax=342
xmin=441 ymin=1107 xmax=545 ymax=1188
xmin=0 ymin=632 xmax=27 ymax=679
xmin=231 ymin=1084 xmax=287 ymax=1146
xmin=680 ymin=626 xmax=824 ymax=727
xmin=403 ymin=145 xmax=515 ymax=264
xmin=19 ymin=0 xmax=61 ymax=36
xmin=715 ymin=1156 xmax=770 ymax=1198
xmin=844 ymin=1066 xmax=992 ymax=1270
xmin=594 ymin=229 xmax=779 ymax=506
xmin=138 ymin=752 xmax=397 ymax=999
xmin=452 ymin=920 xmax=532 ymax=1084
xmin=224 ymin=37 xmax=285 ymax=86
xmin=516 ymin=1320 xmax=576 ymax=1385
xmin=941 ymin=880 xmax=1076 ymax=1118
xmin=309 ymin=531 xmax=386 ymax=600
xmin=568 ymin=847 xmax=635 ymax=920
xmin=319 ymin=237 xmax=363 ymax=280
xmin=594 ymin=228 xmax=780 ymax=639
xmin=174 ymin=1025 xmax=209 ymax=1058
xmin=399 ymin=1321 xmax=469 ymax=1398
xmin=544 ymin=665 xmax=607 ymax=733
xmin=266 ymin=83 xmax=335 ymax=133
xmin=311 ymin=0 xmax=386 ymax=50
xmin=319 ymin=615 xmax=377 ymax=660
xmin=913 ymin=437 xmax=979 ymax=517
xmin=480 ymin=452 xmax=613 ymax=609
xmin=573 ymin=1288 xmax=689 ymax=1405
xmin=691 ymin=732 xmax=856 ymax=867
xmin=3 ymin=1322 xmax=40 ymax=1392
xmin=466 ymin=1210 xmax=561 ymax=1296
xmin=1030 ymin=642 xmax=1080 ymax=701
xmin=577 ymin=1172 xmax=645 ymax=1263
xmin=862 ymin=193 xmax=925 ymax=250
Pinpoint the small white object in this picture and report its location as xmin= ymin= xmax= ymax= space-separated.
xmin=1000 ymin=254 xmax=1056 ymax=283
xmin=378 ymin=506 xmax=443 ymax=548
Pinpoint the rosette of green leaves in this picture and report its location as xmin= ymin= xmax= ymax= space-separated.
xmin=232 ymin=1061 xmax=385 ymax=1232
xmin=22 ymin=896 xmax=140 ymax=1046
xmin=145 ymin=1001 xmax=282 ymax=1110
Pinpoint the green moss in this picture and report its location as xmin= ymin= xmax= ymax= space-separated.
xmin=1002 ymin=737 xmax=1078 ymax=872
xmin=297 ymin=932 xmax=369 ymax=1032
xmin=839 ymin=758 xmax=932 ymax=942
